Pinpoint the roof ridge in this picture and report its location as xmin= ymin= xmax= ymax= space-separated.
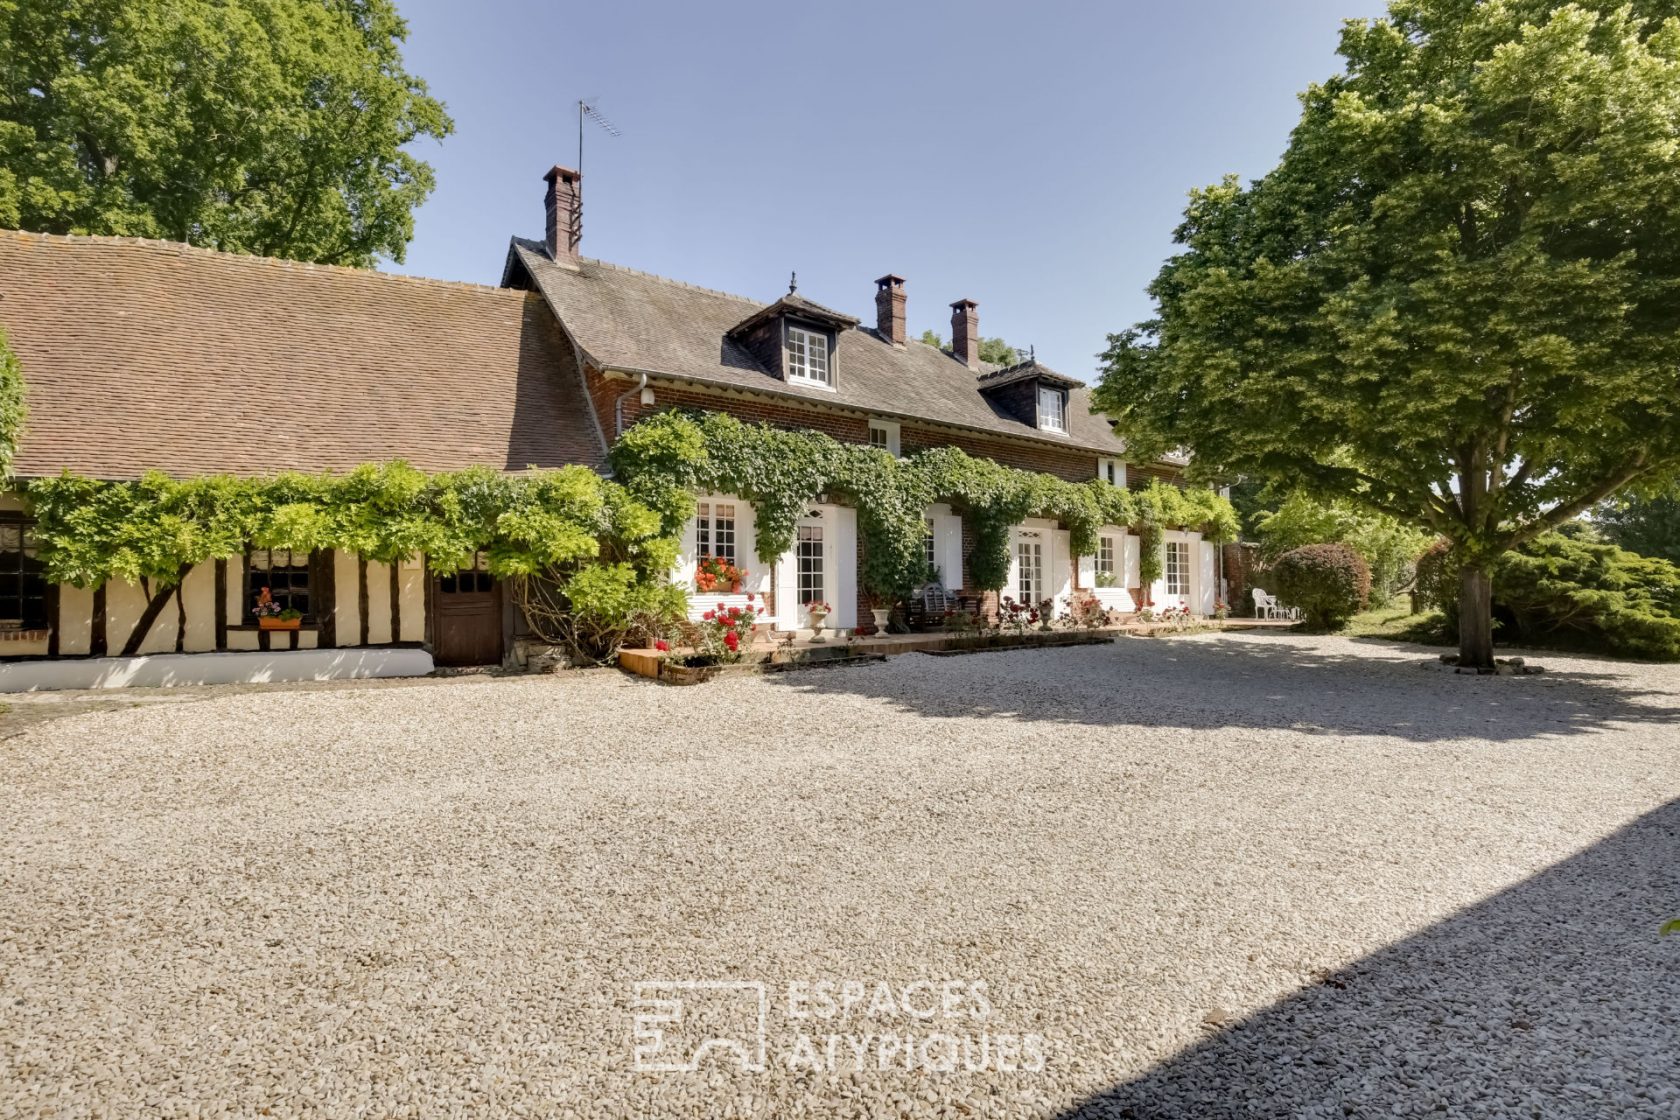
xmin=515 ymin=236 xmax=808 ymax=312
xmin=0 ymin=228 xmax=521 ymax=297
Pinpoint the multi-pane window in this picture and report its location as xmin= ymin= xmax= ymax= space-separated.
xmin=1016 ymin=534 xmax=1043 ymax=603
xmin=695 ymin=501 xmax=737 ymax=567
xmin=1098 ymin=458 xmax=1124 ymax=487
xmin=248 ymin=549 xmax=311 ymax=618
xmin=1038 ymin=386 xmax=1066 ymax=432
xmin=868 ymin=420 xmax=900 ymax=456
xmin=1097 ymin=535 xmax=1117 ymax=586
xmin=0 ymin=517 xmax=47 ymax=630
xmin=787 ymin=326 xmax=831 ymax=385
xmin=923 ymin=518 xmax=937 ymax=581
xmin=1165 ymin=540 xmax=1190 ymax=596
xmin=440 ymin=553 xmax=494 ymax=594
xmin=797 ymin=523 xmax=824 ymax=608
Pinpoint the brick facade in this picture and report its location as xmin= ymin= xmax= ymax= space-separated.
xmin=582 ymin=365 xmax=1185 ymax=628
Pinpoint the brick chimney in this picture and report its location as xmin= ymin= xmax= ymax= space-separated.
xmin=875 ymin=274 xmax=906 ymax=347
xmin=950 ymin=299 xmax=980 ymax=370
xmin=543 ymin=165 xmax=582 ymax=261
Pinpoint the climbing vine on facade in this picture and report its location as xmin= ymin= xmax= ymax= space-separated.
xmin=0 ymin=327 xmax=26 ymax=479
xmin=609 ymin=410 xmax=1238 ymax=598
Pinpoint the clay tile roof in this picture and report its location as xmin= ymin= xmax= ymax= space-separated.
xmin=508 ymin=238 xmax=1136 ymax=459
xmin=0 ymin=230 xmax=606 ymax=480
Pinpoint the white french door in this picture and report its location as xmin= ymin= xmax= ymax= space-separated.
xmin=1015 ymin=531 xmax=1044 ymax=605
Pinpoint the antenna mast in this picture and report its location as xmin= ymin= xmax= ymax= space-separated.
xmin=577 ymin=99 xmax=622 ymax=177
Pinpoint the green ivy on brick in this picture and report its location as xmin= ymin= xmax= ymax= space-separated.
xmin=609 ymin=410 xmax=1238 ymax=598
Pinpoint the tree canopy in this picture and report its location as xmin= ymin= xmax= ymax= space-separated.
xmin=917 ymin=329 xmax=1021 ymax=367
xmin=1597 ymin=491 xmax=1680 ymax=564
xmin=1095 ymin=0 xmax=1680 ymax=665
xmin=0 ymin=0 xmax=451 ymax=266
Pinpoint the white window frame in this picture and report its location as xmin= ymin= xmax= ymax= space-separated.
xmin=923 ymin=517 xmax=937 ymax=581
xmin=1038 ymin=386 xmax=1066 ymax=433
xmin=1016 ymin=532 xmax=1044 ymax=604
xmin=1097 ymin=535 xmax=1118 ymax=585
xmin=1097 ymin=457 xmax=1126 ymax=487
xmin=694 ymin=501 xmax=738 ymax=569
xmin=786 ymin=325 xmax=833 ymax=388
xmin=868 ymin=419 xmax=901 ymax=457
xmin=1165 ymin=539 xmax=1190 ymax=597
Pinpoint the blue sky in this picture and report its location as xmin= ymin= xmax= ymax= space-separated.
xmin=390 ymin=0 xmax=1388 ymax=377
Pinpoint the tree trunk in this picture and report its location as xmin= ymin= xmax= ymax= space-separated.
xmin=1458 ymin=564 xmax=1495 ymax=670
xmin=120 ymin=564 xmax=192 ymax=657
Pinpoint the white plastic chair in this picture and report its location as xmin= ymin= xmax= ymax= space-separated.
xmin=1252 ymin=588 xmax=1294 ymax=620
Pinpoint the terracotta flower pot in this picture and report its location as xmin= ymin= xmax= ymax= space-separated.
xmin=258 ymin=616 xmax=301 ymax=631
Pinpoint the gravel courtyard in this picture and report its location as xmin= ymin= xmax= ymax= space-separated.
xmin=3 ymin=632 xmax=1679 ymax=1119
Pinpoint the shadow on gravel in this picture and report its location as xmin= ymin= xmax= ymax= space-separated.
xmin=767 ymin=632 xmax=1680 ymax=744
xmin=1051 ymin=796 xmax=1680 ymax=1119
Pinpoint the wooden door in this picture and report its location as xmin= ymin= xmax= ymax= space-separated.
xmin=433 ymin=568 xmax=503 ymax=666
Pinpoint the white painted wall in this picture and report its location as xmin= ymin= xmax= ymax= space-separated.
xmin=0 ymin=648 xmax=434 ymax=693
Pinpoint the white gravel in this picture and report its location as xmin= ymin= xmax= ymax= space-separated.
xmin=2 ymin=632 xmax=1679 ymax=1119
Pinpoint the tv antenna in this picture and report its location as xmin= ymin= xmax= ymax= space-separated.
xmin=578 ymin=99 xmax=621 ymax=176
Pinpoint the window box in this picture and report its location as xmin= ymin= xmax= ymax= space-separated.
xmin=258 ymin=616 xmax=302 ymax=631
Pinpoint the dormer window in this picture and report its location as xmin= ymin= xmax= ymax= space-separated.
xmin=787 ymin=325 xmax=831 ymax=387
xmin=1038 ymin=385 xmax=1066 ymax=433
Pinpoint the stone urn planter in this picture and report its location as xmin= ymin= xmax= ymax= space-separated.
xmin=808 ymin=609 xmax=829 ymax=642
xmin=870 ymin=608 xmax=890 ymax=635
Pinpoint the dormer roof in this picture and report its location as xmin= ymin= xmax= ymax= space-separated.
xmin=727 ymin=292 xmax=860 ymax=338
xmin=976 ymin=357 xmax=1084 ymax=393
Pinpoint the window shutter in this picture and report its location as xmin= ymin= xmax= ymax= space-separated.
xmin=936 ymin=513 xmax=963 ymax=590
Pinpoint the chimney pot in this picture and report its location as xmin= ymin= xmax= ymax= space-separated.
xmin=950 ymin=298 xmax=980 ymax=370
xmin=875 ymin=274 xmax=906 ymax=347
xmin=543 ymin=165 xmax=583 ymax=260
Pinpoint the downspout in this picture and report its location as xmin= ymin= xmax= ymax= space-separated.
xmin=614 ymin=372 xmax=649 ymax=439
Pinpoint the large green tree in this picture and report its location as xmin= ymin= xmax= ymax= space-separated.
xmin=1597 ymin=492 xmax=1680 ymax=564
xmin=0 ymin=0 xmax=451 ymax=266
xmin=1096 ymin=0 xmax=1680 ymax=667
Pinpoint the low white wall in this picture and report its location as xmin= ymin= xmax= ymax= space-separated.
xmin=0 ymin=648 xmax=435 ymax=693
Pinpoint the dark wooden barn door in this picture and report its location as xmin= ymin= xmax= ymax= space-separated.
xmin=432 ymin=568 xmax=503 ymax=666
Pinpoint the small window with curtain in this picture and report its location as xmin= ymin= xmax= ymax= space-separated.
xmin=0 ymin=516 xmax=47 ymax=630
xmin=786 ymin=325 xmax=832 ymax=386
xmin=248 ymin=549 xmax=312 ymax=619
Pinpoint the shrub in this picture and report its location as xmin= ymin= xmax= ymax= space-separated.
xmin=1257 ymin=491 xmax=1430 ymax=607
xmin=1493 ymin=534 xmax=1680 ymax=661
xmin=1413 ymin=532 xmax=1680 ymax=661
xmin=1272 ymin=543 xmax=1371 ymax=631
